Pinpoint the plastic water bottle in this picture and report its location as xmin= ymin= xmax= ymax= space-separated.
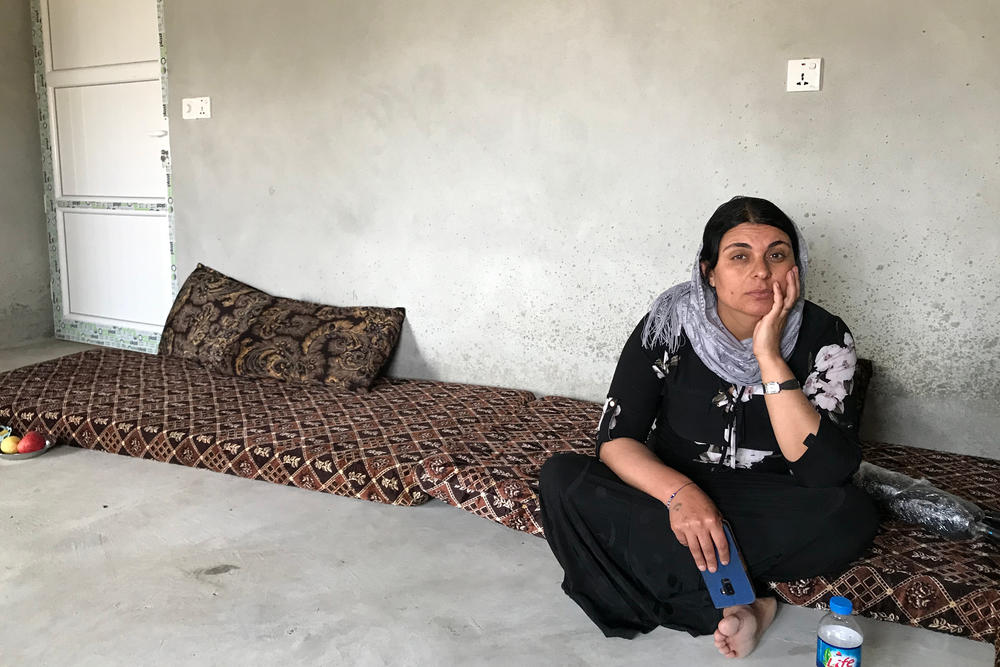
xmin=816 ymin=596 xmax=863 ymax=667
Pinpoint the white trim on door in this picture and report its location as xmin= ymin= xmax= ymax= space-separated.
xmin=36 ymin=0 xmax=174 ymax=347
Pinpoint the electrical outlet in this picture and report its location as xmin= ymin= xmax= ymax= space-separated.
xmin=786 ymin=59 xmax=822 ymax=92
xmin=181 ymin=96 xmax=211 ymax=119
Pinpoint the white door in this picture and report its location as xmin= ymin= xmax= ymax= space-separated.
xmin=37 ymin=0 xmax=173 ymax=348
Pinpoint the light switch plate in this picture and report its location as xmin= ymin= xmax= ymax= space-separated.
xmin=181 ymin=96 xmax=211 ymax=119
xmin=787 ymin=59 xmax=822 ymax=92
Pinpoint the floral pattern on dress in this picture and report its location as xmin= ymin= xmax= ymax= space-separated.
xmin=652 ymin=352 xmax=680 ymax=379
xmin=712 ymin=385 xmax=753 ymax=413
xmin=803 ymin=332 xmax=856 ymax=417
xmin=708 ymin=385 xmax=756 ymax=469
xmin=599 ymin=397 xmax=622 ymax=436
xmin=695 ymin=440 xmax=771 ymax=469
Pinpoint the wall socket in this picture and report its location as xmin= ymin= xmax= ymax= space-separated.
xmin=786 ymin=59 xmax=822 ymax=92
xmin=181 ymin=97 xmax=211 ymax=119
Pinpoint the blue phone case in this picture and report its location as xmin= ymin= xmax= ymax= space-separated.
xmin=700 ymin=521 xmax=756 ymax=608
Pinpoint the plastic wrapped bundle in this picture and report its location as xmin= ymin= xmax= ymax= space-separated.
xmin=854 ymin=461 xmax=999 ymax=543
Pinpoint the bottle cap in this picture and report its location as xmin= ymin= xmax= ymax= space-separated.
xmin=829 ymin=596 xmax=853 ymax=616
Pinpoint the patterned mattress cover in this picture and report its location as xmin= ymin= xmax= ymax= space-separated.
xmin=416 ymin=395 xmax=600 ymax=535
xmin=414 ymin=395 xmax=1000 ymax=660
xmin=0 ymin=348 xmax=534 ymax=506
xmin=2 ymin=350 xmax=997 ymax=660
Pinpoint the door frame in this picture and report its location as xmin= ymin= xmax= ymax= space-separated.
xmin=30 ymin=0 xmax=176 ymax=351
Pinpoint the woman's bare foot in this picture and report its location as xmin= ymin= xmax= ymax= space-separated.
xmin=713 ymin=596 xmax=777 ymax=658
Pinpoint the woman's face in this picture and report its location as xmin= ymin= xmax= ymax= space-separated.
xmin=703 ymin=222 xmax=796 ymax=337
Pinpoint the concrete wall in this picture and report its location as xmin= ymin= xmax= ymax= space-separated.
xmin=164 ymin=0 xmax=999 ymax=458
xmin=0 ymin=0 xmax=52 ymax=346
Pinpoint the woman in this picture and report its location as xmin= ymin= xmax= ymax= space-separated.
xmin=538 ymin=196 xmax=879 ymax=658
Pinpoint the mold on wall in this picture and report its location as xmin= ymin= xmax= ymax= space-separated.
xmin=164 ymin=0 xmax=999 ymax=457
xmin=0 ymin=0 xmax=52 ymax=346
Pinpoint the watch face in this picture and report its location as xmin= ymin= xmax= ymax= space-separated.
xmin=764 ymin=382 xmax=778 ymax=394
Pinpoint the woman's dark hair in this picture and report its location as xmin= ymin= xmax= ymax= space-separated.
xmin=698 ymin=196 xmax=800 ymax=277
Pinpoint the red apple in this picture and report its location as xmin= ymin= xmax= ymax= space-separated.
xmin=17 ymin=431 xmax=46 ymax=454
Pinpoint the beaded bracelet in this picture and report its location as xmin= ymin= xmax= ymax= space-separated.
xmin=666 ymin=481 xmax=695 ymax=510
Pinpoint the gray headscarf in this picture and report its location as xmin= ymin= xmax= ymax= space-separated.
xmin=640 ymin=223 xmax=809 ymax=389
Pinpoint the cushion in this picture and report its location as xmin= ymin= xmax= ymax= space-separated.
xmin=229 ymin=296 xmax=405 ymax=392
xmin=417 ymin=395 xmax=600 ymax=535
xmin=854 ymin=358 xmax=874 ymax=427
xmin=771 ymin=441 xmax=1000 ymax=657
xmin=158 ymin=264 xmax=273 ymax=371
xmin=160 ymin=264 xmax=406 ymax=391
xmin=0 ymin=349 xmax=536 ymax=506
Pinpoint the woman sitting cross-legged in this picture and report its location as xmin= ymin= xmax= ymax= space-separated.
xmin=538 ymin=196 xmax=879 ymax=658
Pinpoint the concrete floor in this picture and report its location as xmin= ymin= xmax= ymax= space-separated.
xmin=0 ymin=339 xmax=993 ymax=666
xmin=0 ymin=337 xmax=94 ymax=371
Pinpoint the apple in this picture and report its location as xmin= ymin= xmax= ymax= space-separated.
xmin=16 ymin=431 xmax=46 ymax=454
xmin=1 ymin=435 xmax=20 ymax=455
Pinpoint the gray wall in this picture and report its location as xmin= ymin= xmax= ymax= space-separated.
xmin=0 ymin=0 xmax=52 ymax=346
xmin=165 ymin=0 xmax=999 ymax=458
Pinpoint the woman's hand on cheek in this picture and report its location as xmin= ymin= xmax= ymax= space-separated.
xmin=752 ymin=266 xmax=799 ymax=363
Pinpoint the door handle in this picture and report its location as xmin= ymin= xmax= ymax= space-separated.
xmin=146 ymin=130 xmax=168 ymax=138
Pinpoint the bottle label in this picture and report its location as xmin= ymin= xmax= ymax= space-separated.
xmin=816 ymin=638 xmax=861 ymax=667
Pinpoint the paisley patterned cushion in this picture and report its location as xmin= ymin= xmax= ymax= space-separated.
xmin=157 ymin=264 xmax=273 ymax=371
xmin=229 ymin=297 xmax=405 ymax=392
xmin=160 ymin=265 xmax=406 ymax=391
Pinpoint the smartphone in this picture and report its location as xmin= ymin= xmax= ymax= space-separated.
xmin=700 ymin=521 xmax=756 ymax=608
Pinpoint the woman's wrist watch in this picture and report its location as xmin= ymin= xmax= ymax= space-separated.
xmin=762 ymin=378 xmax=801 ymax=394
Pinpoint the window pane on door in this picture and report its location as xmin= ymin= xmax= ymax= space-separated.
xmin=54 ymin=80 xmax=166 ymax=198
xmin=61 ymin=211 xmax=173 ymax=328
xmin=47 ymin=0 xmax=159 ymax=70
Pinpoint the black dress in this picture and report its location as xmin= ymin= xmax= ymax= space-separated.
xmin=538 ymin=301 xmax=880 ymax=638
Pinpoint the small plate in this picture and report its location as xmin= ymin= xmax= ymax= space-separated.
xmin=0 ymin=433 xmax=56 ymax=461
